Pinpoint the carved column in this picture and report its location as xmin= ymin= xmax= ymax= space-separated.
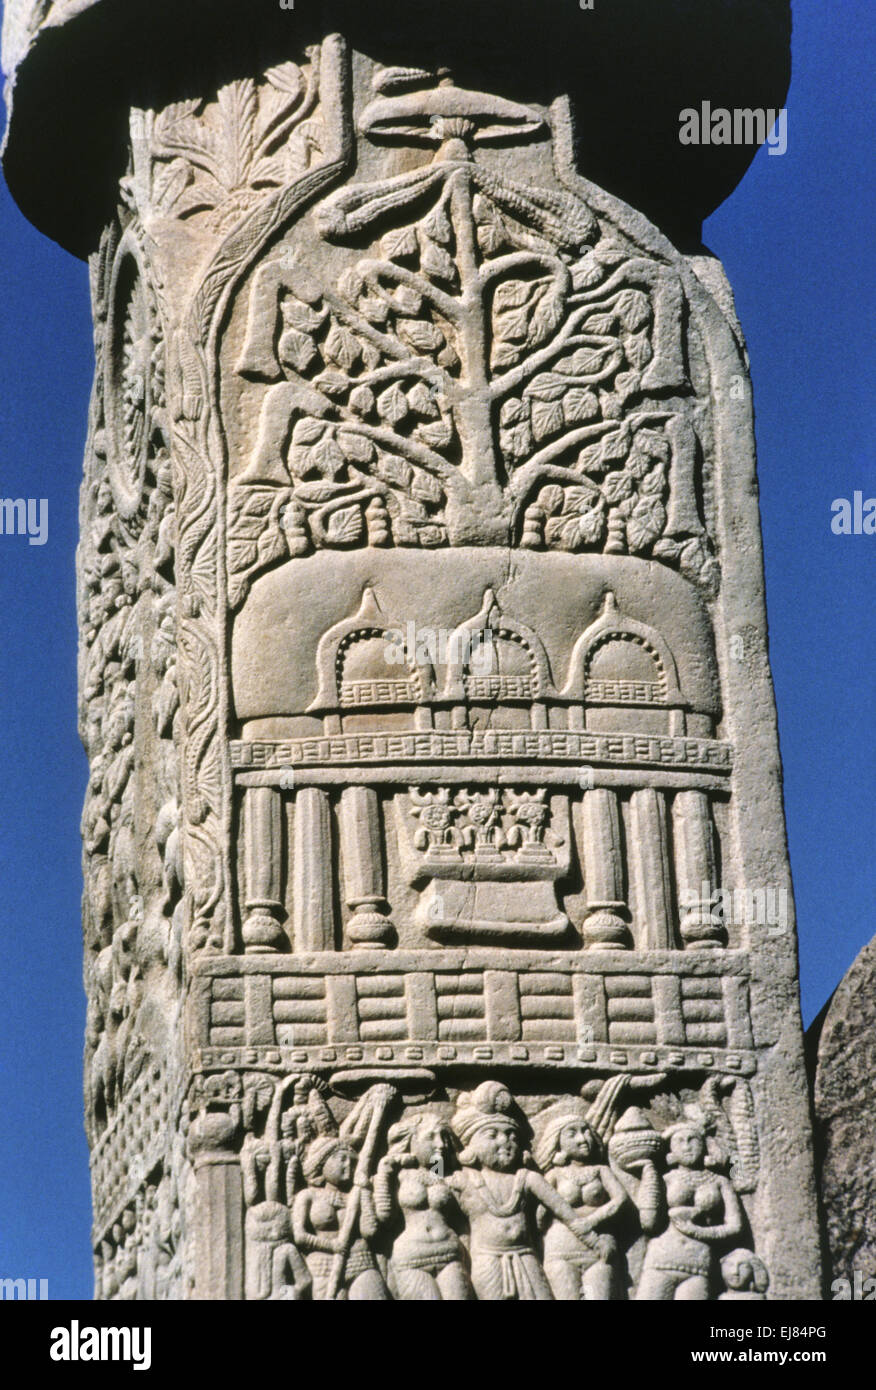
xmin=242 ymin=786 xmax=287 ymax=952
xmin=673 ymin=789 xmax=725 ymax=948
xmin=4 ymin=0 xmax=823 ymax=1301
xmin=339 ymin=786 xmax=394 ymax=947
xmin=580 ymin=788 xmax=631 ymax=948
xmin=188 ymin=1109 xmax=244 ymax=1302
xmin=292 ymin=788 xmax=335 ymax=952
xmin=628 ymin=789 xmax=675 ymax=950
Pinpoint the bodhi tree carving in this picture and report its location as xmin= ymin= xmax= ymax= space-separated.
xmin=226 ymin=70 xmax=717 ymax=608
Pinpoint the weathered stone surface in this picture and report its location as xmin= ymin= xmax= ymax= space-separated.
xmin=812 ymin=937 xmax=876 ymax=1290
xmin=3 ymin=0 xmax=820 ymax=1300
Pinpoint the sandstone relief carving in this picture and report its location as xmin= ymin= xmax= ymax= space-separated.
xmin=94 ymin=1071 xmax=768 ymax=1301
xmin=0 ymin=3 xmax=817 ymax=1300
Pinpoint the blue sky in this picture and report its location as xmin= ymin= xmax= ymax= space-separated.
xmin=0 ymin=0 xmax=873 ymax=1299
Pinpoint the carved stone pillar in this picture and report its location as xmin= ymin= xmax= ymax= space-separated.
xmin=4 ymin=0 xmax=822 ymax=1300
xmin=580 ymin=788 xmax=631 ymax=948
xmin=628 ymin=789 xmax=675 ymax=950
xmin=187 ymin=1104 xmax=244 ymax=1302
xmin=673 ymin=789 xmax=725 ymax=949
xmin=292 ymin=788 xmax=335 ymax=952
xmin=339 ymin=786 xmax=394 ymax=947
xmin=242 ymin=786 xmax=287 ymax=952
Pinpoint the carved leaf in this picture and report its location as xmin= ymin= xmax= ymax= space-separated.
xmin=494 ymin=280 xmax=534 ymax=312
xmin=314 ymin=371 xmax=349 ymax=398
xmin=495 ymin=308 xmax=530 ymax=343
xmin=419 ymin=237 xmax=457 ymax=283
xmin=153 ymin=158 xmax=192 ymax=213
xmin=358 ymin=294 xmax=391 ymax=325
xmin=602 ymin=470 xmax=635 ymax=505
xmin=381 ymin=226 xmax=419 ymax=260
xmin=397 ymin=318 xmax=445 ymax=354
xmin=264 ymin=62 xmax=304 ymax=97
xmin=563 ymin=387 xmax=600 ymax=424
xmin=361 ymin=343 xmax=382 ymax=372
xmin=349 ymin=385 xmax=376 ymax=416
xmin=546 ymin=503 xmax=605 ymax=550
xmin=525 ymin=372 xmax=567 ymax=402
xmin=228 ymin=537 xmax=259 ymax=575
xmin=377 ymin=384 xmax=409 ymax=425
xmin=626 ymin=496 xmax=667 ymax=549
xmin=615 ymin=288 xmax=651 ymax=332
xmin=600 ymin=389 xmax=625 ymax=421
xmin=325 ymin=505 xmax=364 ymax=545
xmin=407 ymin=383 xmax=440 ymax=418
xmin=639 ymin=464 xmax=667 ymax=496
xmin=215 ymin=79 xmax=257 ymax=189
xmin=529 ymin=280 xmax=566 ymax=342
xmin=625 ymin=331 xmax=653 ymax=370
xmin=397 ymin=496 xmax=429 ymax=522
xmin=281 ymin=299 xmax=326 ymax=333
xmin=295 ymin=482 xmax=340 ymax=502
xmin=323 ymin=324 xmax=361 ymax=371
xmin=614 ymin=369 xmax=641 ymax=398
xmin=376 ymin=454 xmax=414 ymax=489
xmin=564 ymin=482 xmax=602 ymax=512
xmin=566 ymin=346 xmax=611 ymax=377
xmin=256 ymin=524 xmax=287 ymax=568
xmin=437 ymin=341 xmax=460 ymax=372
xmin=392 ymin=285 xmax=423 ymax=317
xmin=500 ymin=398 xmax=529 ymax=426
xmin=531 ymin=399 xmax=566 ymax=441
xmin=571 ymin=252 xmax=604 ymax=290
xmin=538 ymin=484 xmax=566 ymax=515
xmin=278 ymin=327 xmax=318 ymax=373
xmin=652 ymin=537 xmax=684 ymax=562
xmin=633 ymin=428 xmax=671 ymax=464
xmin=500 ymin=422 xmax=533 ymax=461
xmin=422 ymin=205 xmax=452 ymax=244
xmin=600 ymin=425 xmax=631 ymax=465
xmin=626 ymin=440 xmax=654 ymax=480
xmin=412 ymin=471 xmax=444 ymax=505
xmin=586 ymin=311 xmax=616 ymax=335
xmin=291 ymin=418 xmax=326 ymax=447
xmin=338 ymin=430 xmax=376 ymax=465
xmin=310 ymin=434 xmax=346 ymax=478
xmin=473 ymin=193 xmax=507 ymax=255
xmin=477 ymin=219 xmax=506 ymax=256
xmin=415 ymin=418 xmax=454 ymax=449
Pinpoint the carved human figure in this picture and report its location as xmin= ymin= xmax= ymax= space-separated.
xmin=449 ymin=1082 xmax=596 ymax=1300
xmin=635 ymin=1121 xmax=744 ymax=1301
xmin=534 ymin=1106 xmax=628 ymax=1300
xmin=374 ymin=1112 xmax=474 ymax=1301
xmin=719 ymin=1248 xmax=769 ymax=1300
xmin=292 ymin=1137 xmax=389 ymax=1301
xmin=244 ymin=1200 xmax=312 ymax=1301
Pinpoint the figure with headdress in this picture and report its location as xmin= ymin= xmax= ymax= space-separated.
xmin=449 ymin=1082 xmax=597 ymax=1300
xmin=292 ymin=1135 xmax=389 ymax=1300
xmin=374 ymin=1110 xmax=474 ymax=1300
xmin=276 ymin=1074 xmax=335 ymax=1204
xmin=292 ymin=1084 xmax=396 ymax=1300
xmin=634 ymin=1118 xmax=744 ymax=1300
xmin=534 ymin=1100 xmax=628 ymax=1300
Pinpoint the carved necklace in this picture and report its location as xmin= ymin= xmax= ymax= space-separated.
xmin=475 ymin=1169 xmax=526 ymax=1217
